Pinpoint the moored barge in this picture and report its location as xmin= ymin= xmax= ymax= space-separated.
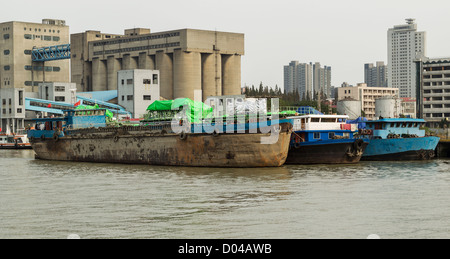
xmin=27 ymin=108 xmax=293 ymax=168
xmin=285 ymin=115 xmax=368 ymax=164
xmin=358 ymin=118 xmax=440 ymax=161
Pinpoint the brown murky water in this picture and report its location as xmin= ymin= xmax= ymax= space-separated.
xmin=1 ymin=149 xmax=450 ymax=239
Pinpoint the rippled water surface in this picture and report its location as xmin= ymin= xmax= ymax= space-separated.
xmin=1 ymin=149 xmax=450 ymax=239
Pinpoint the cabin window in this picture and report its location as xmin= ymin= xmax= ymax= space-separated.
xmin=328 ymin=132 xmax=335 ymax=139
xmin=311 ymin=118 xmax=320 ymax=123
xmin=391 ymin=123 xmax=395 ymax=127
xmin=413 ymin=123 xmax=417 ymax=127
xmin=322 ymin=118 xmax=337 ymax=123
xmin=313 ymin=132 xmax=320 ymax=139
xmin=396 ymin=123 xmax=401 ymax=128
xmin=402 ymin=123 xmax=407 ymax=128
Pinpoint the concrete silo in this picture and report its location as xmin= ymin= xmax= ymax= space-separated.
xmin=375 ymin=97 xmax=401 ymax=118
xmin=337 ymin=98 xmax=361 ymax=120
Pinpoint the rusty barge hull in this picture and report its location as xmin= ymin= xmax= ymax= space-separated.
xmin=30 ymin=124 xmax=292 ymax=168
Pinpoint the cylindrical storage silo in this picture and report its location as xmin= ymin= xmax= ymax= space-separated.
xmin=375 ymin=97 xmax=401 ymax=118
xmin=337 ymin=99 xmax=361 ymax=120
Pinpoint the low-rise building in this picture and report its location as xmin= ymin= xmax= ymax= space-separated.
xmin=118 ymin=69 xmax=160 ymax=119
xmin=38 ymin=82 xmax=77 ymax=103
xmin=337 ymin=83 xmax=399 ymax=120
xmin=0 ymin=88 xmax=26 ymax=133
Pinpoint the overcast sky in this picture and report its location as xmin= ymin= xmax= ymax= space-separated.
xmin=5 ymin=0 xmax=450 ymax=90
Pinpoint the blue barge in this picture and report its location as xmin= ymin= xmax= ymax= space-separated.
xmin=358 ymin=118 xmax=440 ymax=161
xmin=285 ymin=115 xmax=368 ymax=164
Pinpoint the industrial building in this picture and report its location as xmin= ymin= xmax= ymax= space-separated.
xmin=0 ymin=19 xmax=70 ymax=133
xmin=0 ymin=19 xmax=70 ymax=92
xmin=71 ymin=28 xmax=245 ymax=101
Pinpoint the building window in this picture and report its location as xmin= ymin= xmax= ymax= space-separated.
xmin=127 ymin=95 xmax=133 ymax=101
xmin=24 ymin=34 xmax=33 ymax=39
xmin=55 ymin=96 xmax=65 ymax=102
xmin=4 ymin=66 xmax=10 ymax=71
xmin=153 ymin=74 xmax=158 ymax=84
xmin=143 ymin=95 xmax=151 ymax=100
xmin=43 ymin=35 xmax=51 ymax=41
xmin=19 ymin=91 xmax=23 ymax=105
xmin=24 ymin=50 xmax=32 ymax=55
xmin=121 ymin=79 xmax=125 ymax=85
xmin=55 ymin=86 xmax=65 ymax=92
xmin=17 ymin=108 xmax=22 ymax=114
xmin=53 ymin=36 xmax=60 ymax=41
xmin=2 ymin=99 xmax=5 ymax=105
xmin=3 ymin=34 xmax=10 ymax=39
xmin=53 ymin=67 xmax=61 ymax=72
xmin=122 ymin=96 xmax=124 ymax=101
xmin=3 ymin=50 xmax=10 ymax=55
xmin=127 ymin=79 xmax=133 ymax=85
xmin=143 ymin=79 xmax=151 ymax=84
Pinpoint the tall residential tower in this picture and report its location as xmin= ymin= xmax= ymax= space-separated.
xmin=364 ymin=61 xmax=388 ymax=87
xmin=283 ymin=61 xmax=313 ymax=100
xmin=388 ymin=18 xmax=426 ymax=98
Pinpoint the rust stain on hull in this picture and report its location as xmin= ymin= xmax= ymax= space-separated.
xmin=31 ymin=123 xmax=292 ymax=168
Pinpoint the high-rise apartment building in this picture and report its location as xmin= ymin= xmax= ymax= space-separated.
xmin=313 ymin=62 xmax=331 ymax=98
xmin=283 ymin=61 xmax=298 ymax=94
xmin=283 ymin=61 xmax=312 ymax=100
xmin=388 ymin=18 xmax=426 ymax=98
xmin=364 ymin=61 xmax=387 ymax=87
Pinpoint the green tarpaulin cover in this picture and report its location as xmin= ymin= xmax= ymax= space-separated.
xmin=75 ymin=104 xmax=114 ymax=118
xmin=146 ymin=98 xmax=213 ymax=123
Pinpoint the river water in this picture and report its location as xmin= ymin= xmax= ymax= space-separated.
xmin=1 ymin=149 xmax=450 ymax=239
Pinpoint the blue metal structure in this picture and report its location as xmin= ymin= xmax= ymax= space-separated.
xmin=25 ymin=97 xmax=74 ymax=115
xmin=25 ymin=97 xmax=130 ymax=116
xmin=32 ymin=44 xmax=71 ymax=62
xmin=297 ymin=106 xmax=323 ymax=115
xmin=76 ymin=95 xmax=130 ymax=115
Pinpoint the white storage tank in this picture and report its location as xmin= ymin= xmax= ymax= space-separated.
xmin=375 ymin=97 xmax=401 ymax=118
xmin=337 ymin=98 xmax=361 ymax=120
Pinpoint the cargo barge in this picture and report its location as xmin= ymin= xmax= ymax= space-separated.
xmin=285 ymin=115 xmax=368 ymax=164
xmin=358 ymin=118 xmax=440 ymax=161
xmin=27 ymin=107 xmax=293 ymax=168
